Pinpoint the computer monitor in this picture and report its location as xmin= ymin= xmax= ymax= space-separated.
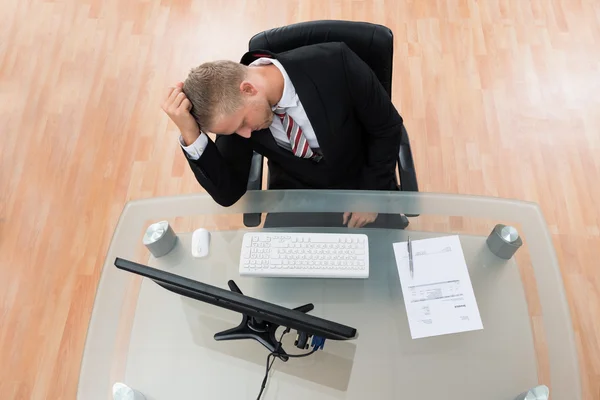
xmin=114 ymin=258 xmax=357 ymax=358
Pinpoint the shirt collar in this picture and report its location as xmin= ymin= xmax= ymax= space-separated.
xmin=249 ymin=57 xmax=297 ymax=110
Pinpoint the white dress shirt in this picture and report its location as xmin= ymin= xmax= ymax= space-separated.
xmin=180 ymin=58 xmax=319 ymax=160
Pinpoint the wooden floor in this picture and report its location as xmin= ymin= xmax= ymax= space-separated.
xmin=1 ymin=0 xmax=599 ymax=398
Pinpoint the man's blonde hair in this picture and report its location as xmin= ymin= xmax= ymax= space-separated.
xmin=183 ymin=60 xmax=247 ymax=131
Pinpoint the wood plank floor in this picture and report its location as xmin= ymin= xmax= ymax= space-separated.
xmin=1 ymin=0 xmax=599 ymax=398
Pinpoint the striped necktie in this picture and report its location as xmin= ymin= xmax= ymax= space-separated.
xmin=273 ymin=107 xmax=315 ymax=159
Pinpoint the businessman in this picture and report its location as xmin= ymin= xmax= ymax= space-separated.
xmin=162 ymin=42 xmax=405 ymax=228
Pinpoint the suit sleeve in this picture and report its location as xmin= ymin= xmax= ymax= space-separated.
xmin=183 ymin=133 xmax=253 ymax=207
xmin=340 ymin=43 xmax=403 ymax=191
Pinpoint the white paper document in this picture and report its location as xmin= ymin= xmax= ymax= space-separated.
xmin=393 ymin=235 xmax=483 ymax=339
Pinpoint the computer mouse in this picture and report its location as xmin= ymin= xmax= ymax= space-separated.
xmin=191 ymin=228 xmax=211 ymax=258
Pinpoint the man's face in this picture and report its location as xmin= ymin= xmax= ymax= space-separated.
xmin=209 ymin=96 xmax=273 ymax=138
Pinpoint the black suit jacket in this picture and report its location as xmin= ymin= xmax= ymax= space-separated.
xmin=184 ymin=42 xmax=404 ymax=206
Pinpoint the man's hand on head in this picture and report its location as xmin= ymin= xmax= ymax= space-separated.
xmin=342 ymin=212 xmax=378 ymax=228
xmin=162 ymin=82 xmax=201 ymax=145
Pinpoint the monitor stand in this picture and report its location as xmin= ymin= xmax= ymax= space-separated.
xmin=213 ymin=280 xmax=314 ymax=362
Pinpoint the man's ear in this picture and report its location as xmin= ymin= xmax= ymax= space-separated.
xmin=240 ymin=81 xmax=257 ymax=96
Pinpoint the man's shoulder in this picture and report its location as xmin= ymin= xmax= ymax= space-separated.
xmin=276 ymin=42 xmax=348 ymax=64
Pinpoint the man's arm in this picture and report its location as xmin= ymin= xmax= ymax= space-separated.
xmin=184 ymin=134 xmax=253 ymax=207
xmin=163 ymin=83 xmax=252 ymax=207
xmin=340 ymin=43 xmax=403 ymax=191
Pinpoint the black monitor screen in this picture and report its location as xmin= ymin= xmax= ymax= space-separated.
xmin=115 ymin=258 xmax=357 ymax=340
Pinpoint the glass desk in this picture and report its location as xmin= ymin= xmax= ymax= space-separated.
xmin=78 ymin=190 xmax=580 ymax=399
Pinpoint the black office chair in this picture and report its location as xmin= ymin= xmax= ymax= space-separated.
xmin=243 ymin=20 xmax=418 ymax=227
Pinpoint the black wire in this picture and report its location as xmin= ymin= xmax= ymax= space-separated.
xmin=278 ymin=347 xmax=318 ymax=358
xmin=256 ymin=330 xmax=288 ymax=400
xmin=256 ymin=353 xmax=277 ymax=400
xmin=256 ymin=331 xmax=319 ymax=400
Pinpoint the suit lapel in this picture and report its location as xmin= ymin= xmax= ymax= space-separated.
xmin=277 ymin=57 xmax=335 ymax=162
xmin=250 ymin=127 xmax=280 ymax=151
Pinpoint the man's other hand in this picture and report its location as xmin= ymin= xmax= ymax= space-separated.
xmin=342 ymin=212 xmax=378 ymax=228
xmin=162 ymin=82 xmax=200 ymax=145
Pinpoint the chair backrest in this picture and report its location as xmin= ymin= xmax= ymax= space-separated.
xmin=249 ymin=20 xmax=394 ymax=97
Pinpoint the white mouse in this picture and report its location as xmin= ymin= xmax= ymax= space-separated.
xmin=191 ymin=228 xmax=211 ymax=258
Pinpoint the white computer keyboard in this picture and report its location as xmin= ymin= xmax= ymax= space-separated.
xmin=239 ymin=232 xmax=369 ymax=279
